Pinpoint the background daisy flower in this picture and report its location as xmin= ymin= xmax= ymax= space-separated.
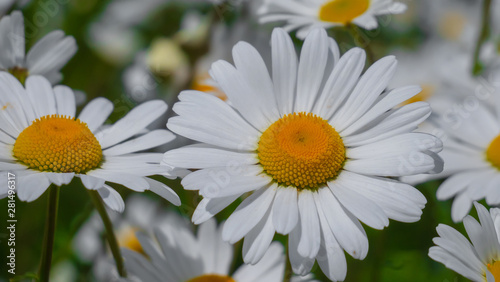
xmin=123 ymin=214 xmax=287 ymax=282
xmin=258 ymin=0 xmax=407 ymax=39
xmin=429 ymin=202 xmax=500 ymax=281
xmin=0 ymin=11 xmax=77 ymax=84
xmin=402 ymin=91 xmax=500 ymax=223
xmin=163 ymin=28 xmax=442 ymax=280
xmin=73 ymin=195 xmax=174 ymax=281
xmin=0 ymin=72 xmax=180 ymax=210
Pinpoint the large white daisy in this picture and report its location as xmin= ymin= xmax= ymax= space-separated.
xmin=162 ymin=28 xmax=442 ymax=281
xmin=122 ymin=215 xmax=287 ymax=282
xmin=0 ymin=11 xmax=77 ymax=84
xmin=429 ymin=202 xmax=500 ymax=281
xmin=258 ymin=0 xmax=407 ymax=39
xmin=0 ymin=72 xmax=180 ymax=211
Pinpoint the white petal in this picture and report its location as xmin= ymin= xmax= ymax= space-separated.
xmin=97 ymin=184 xmax=124 ymax=213
xmin=242 ymin=206 xmax=275 ymax=264
xmin=98 ymin=100 xmax=167 ymax=148
xmin=145 ymin=177 xmax=181 ymax=206
xmin=271 ymin=28 xmax=297 ymax=115
xmin=168 ymin=91 xmax=260 ymax=151
xmin=232 ymin=41 xmax=280 ymax=123
xmin=329 ymin=179 xmax=389 ymax=230
xmin=222 ymin=186 xmax=276 ymax=244
xmin=192 ymin=195 xmax=240 ymax=224
xmin=295 ymin=28 xmax=329 ymax=113
xmin=77 ymin=97 xmax=113 ymax=132
xmin=53 ymin=85 xmax=76 ymax=117
xmin=333 ymin=56 xmax=397 ymax=131
xmin=103 ymin=130 xmax=175 ymax=156
xmin=45 ymin=172 xmax=74 ymax=186
xmin=17 ymin=172 xmax=50 ymax=202
xmin=79 ymin=174 xmax=105 ymax=190
xmin=181 ymin=166 xmax=270 ymax=198
xmin=87 ymin=170 xmax=149 ymax=192
xmin=315 ymin=188 xmax=368 ymax=259
xmin=297 ymin=190 xmax=321 ymax=259
xmin=25 ymin=76 xmax=56 ymax=118
xmin=288 ymin=223 xmax=315 ymax=275
xmin=163 ymin=145 xmax=257 ymax=169
xmin=210 ymin=60 xmax=275 ymax=131
xmin=272 ymin=187 xmax=299 ymax=235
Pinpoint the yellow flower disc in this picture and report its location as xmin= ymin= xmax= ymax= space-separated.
xmin=258 ymin=112 xmax=346 ymax=190
xmin=187 ymin=274 xmax=235 ymax=282
xmin=319 ymin=0 xmax=370 ymax=24
xmin=487 ymin=134 xmax=500 ymax=170
xmin=13 ymin=114 xmax=102 ymax=173
xmin=487 ymin=260 xmax=500 ymax=281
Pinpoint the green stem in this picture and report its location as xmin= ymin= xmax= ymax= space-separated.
xmin=347 ymin=24 xmax=376 ymax=65
xmin=472 ymin=0 xmax=492 ymax=76
xmin=88 ymin=190 xmax=127 ymax=278
xmin=38 ymin=185 xmax=60 ymax=282
xmin=283 ymin=241 xmax=292 ymax=282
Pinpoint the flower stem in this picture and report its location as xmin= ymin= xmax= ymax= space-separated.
xmin=283 ymin=241 xmax=292 ymax=282
xmin=38 ymin=185 xmax=60 ymax=282
xmin=472 ymin=0 xmax=492 ymax=76
xmin=88 ymin=190 xmax=127 ymax=278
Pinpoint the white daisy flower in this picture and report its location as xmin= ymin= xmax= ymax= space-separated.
xmin=74 ymin=195 xmax=174 ymax=281
xmin=162 ymin=28 xmax=442 ymax=280
xmin=0 ymin=72 xmax=180 ymax=211
xmin=123 ymin=215 xmax=286 ymax=282
xmin=401 ymin=91 xmax=500 ymax=223
xmin=0 ymin=11 xmax=77 ymax=84
xmin=258 ymin=0 xmax=407 ymax=39
xmin=429 ymin=202 xmax=500 ymax=281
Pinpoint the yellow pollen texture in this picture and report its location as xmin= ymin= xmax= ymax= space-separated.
xmin=13 ymin=114 xmax=102 ymax=173
xmin=319 ymin=0 xmax=370 ymax=24
xmin=187 ymin=274 xmax=235 ymax=282
xmin=487 ymin=134 xmax=500 ymax=170
xmin=258 ymin=112 xmax=346 ymax=190
xmin=487 ymin=260 xmax=500 ymax=281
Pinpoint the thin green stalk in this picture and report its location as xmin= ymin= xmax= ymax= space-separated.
xmin=283 ymin=240 xmax=292 ymax=282
xmin=347 ymin=24 xmax=376 ymax=65
xmin=38 ymin=185 xmax=60 ymax=282
xmin=88 ymin=190 xmax=127 ymax=278
xmin=472 ymin=0 xmax=492 ymax=76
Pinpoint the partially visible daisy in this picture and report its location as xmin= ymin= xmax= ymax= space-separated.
xmin=258 ymin=0 xmax=407 ymax=39
xmin=429 ymin=202 xmax=500 ymax=281
xmin=74 ymin=195 xmax=173 ymax=281
xmin=123 ymin=214 xmax=287 ymax=282
xmin=0 ymin=11 xmax=77 ymax=84
xmin=401 ymin=84 xmax=500 ymax=222
xmin=0 ymin=72 xmax=180 ymax=210
xmin=163 ymin=28 xmax=442 ymax=280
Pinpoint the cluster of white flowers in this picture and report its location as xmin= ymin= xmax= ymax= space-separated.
xmin=1 ymin=0 xmax=500 ymax=281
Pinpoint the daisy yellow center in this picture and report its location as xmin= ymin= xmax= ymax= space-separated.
xmin=8 ymin=66 xmax=29 ymax=84
xmin=438 ymin=11 xmax=466 ymax=40
xmin=318 ymin=0 xmax=370 ymax=24
xmin=186 ymin=274 xmax=235 ymax=282
xmin=257 ymin=112 xmax=346 ymax=190
xmin=117 ymin=227 xmax=144 ymax=255
xmin=486 ymin=134 xmax=500 ymax=170
xmin=487 ymin=260 xmax=500 ymax=280
xmin=401 ymin=84 xmax=435 ymax=106
xmin=13 ymin=114 xmax=102 ymax=173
